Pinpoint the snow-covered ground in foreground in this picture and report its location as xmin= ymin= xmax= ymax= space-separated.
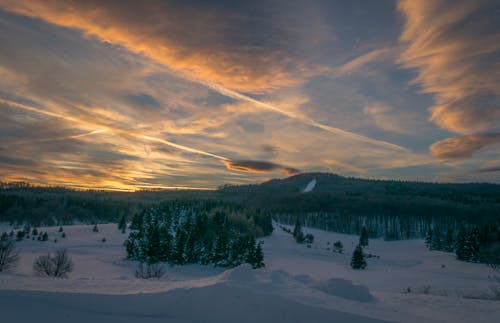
xmin=0 ymin=223 xmax=498 ymax=323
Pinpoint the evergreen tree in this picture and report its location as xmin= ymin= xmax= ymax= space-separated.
xmin=455 ymin=229 xmax=472 ymax=261
xmin=92 ymin=224 xmax=99 ymax=233
xmin=443 ymin=229 xmax=455 ymax=252
xmin=42 ymin=232 xmax=48 ymax=241
xmin=173 ymin=226 xmax=187 ymax=264
xmin=58 ymin=226 xmax=63 ymax=233
xmin=359 ymin=226 xmax=369 ymax=247
xmin=431 ymin=228 xmax=443 ymax=250
xmin=425 ymin=228 xmax=433 ymax=249
xmin=293 ymin=219 xmax=305 ymax=243
xmin=118 ymin=214 xmax=127 ymax=233
xmin=351 ymin=245 xmax=367 ymax=269
xmin=251 ymin=242 xmax=264 ymax=269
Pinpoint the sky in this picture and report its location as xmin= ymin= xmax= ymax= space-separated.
xmin=0 ymin=0 xmax=498 ymax=190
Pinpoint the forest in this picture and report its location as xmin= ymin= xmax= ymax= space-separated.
xmin=124 ymin=200 xmax=270 ymax=268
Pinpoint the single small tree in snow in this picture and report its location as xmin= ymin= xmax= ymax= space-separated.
xmin=92 ymin=224 xmax=99 ymax=233
xmin=0 ymin=240 xmax=20 ymax=271
xmin=351 ymin=245 xmax=367 ymax=269
xmin=58 ymin=226 xmax=64 ymax=233
xmin=359 ymin=226 xmax=369 ymax=247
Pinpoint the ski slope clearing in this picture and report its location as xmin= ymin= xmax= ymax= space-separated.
xmin=0 ymin=223 xmax=498 ymax=323
xmin=302 ymin=178 xmax=316 ymax=193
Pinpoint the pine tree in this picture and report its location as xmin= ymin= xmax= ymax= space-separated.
xmin=351 ymin=245 xmax=367 ymax=269
xmin=58 ymin=226 xmax=64 ymax=233
xmin=251 ymin=242 xmax=265 ymax=269
xmin=173 ymin=227 xmax=187 ymax=264
xmin=293 ymin=219 xmax=305 ymax=243
xmin=431 ymin=228 xmax=443 ymax=251
xmin=118 ymin=214 xmax=127 ymax=233
xmin=92 ymin=224 xmax=99 ymax=233
xmin=359 ymin=226 xmax=369 ymax=247
xmin=455 ymin=229 xmax=472 ymax=261
xmin=425 ymin=228 xmax=433 ymax=249
xmin=444 ymin=229 xmax=455 ymax=252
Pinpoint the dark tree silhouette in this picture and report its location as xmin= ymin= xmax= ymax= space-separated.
xmin=0 ymin=240 xmax=19 ymax=271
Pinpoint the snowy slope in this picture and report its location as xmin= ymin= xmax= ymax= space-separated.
xmin=302 ymin=179 xmax=316 ymax=193
xmin=0 ymin=223 xmax=498 ymax=323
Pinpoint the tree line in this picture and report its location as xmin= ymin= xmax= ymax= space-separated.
xmin=426 ymin=224 xmax=500 ymax=265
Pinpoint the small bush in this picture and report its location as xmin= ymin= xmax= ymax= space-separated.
xmin=33 ymin=249 xmax=74 ymax=278
xmin=134 ymin=263 xmax=165 ymax=279
xmin=0 ymin=240 xmax=20 ymax=272
xmin=333 ymin=241 xmax=344 ymax=253
xmin=16 ymin=231 xmax=25 ymax=241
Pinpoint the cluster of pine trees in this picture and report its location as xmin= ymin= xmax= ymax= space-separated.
xmin=426 ymin=224 xmax=500 ymax=265
xmin=125 ymin=201 xmax=271 ymax=268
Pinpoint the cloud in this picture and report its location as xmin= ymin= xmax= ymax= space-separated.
xmin=335 ymin=48 xmax=392 ymax=77
xmin=223 ymin=159 xmax=300 ymax=175
xmin=261 ymin=144 xmax=279 ymax=153
xmin=363 ymin=103 xmax=414 ymax=134
xmin=0 ymin=0 xmax=304 ymax=94
xmin=0 ymin=1 xmax=410 ymax=153
xmin=476 ymin=165 xmax=500 ymax=173
xmin=430 ymin=133 xmax=500 ymax=159
xmin=398 ymin=0 xmax=500 ymax=156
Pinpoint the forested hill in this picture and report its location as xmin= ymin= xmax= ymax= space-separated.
xmin=217 ymin=173 xmax=500 ymax=225
xmin=1 ymin=173 xmax=499 ymax=229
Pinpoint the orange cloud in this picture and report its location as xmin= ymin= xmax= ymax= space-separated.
xmin=398 ymin=0 xmax=500 ymax=158
xmin=430 ymin=133 xmax=500 ymax=159
xmin=0 ymin=0 xmax=301 ymax=94
xmin=222 ymin=159 xmax=299 ymax=176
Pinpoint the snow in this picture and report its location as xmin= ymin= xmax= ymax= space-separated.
xmin=1 ymin=223 xmax=499 ymax=323
xmin=302 ymin=179 xmax=316 ymax=193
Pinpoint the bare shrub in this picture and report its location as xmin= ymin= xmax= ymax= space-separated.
xmin=134 ymin=262 xmax=165 ymax=279
xmin=33 ymin=249 xmax=74 ymax=278
xmin=0 ymin=240 xmax=20 ymax=272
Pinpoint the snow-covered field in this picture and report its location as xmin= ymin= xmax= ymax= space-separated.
xmin=1 ymin=223 xmax=498 ymax=323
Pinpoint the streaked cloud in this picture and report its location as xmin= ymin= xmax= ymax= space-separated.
xmin=0 ymin=0 xmax=302 ymax=94
xmin=398 ymin=0 xmax=500 ymax=157
xmin=363 ymin=103 xmax=415 ymax=134
xmin=430 ymin=133 xmax=500 ymax=159
xmin=0 ymin=1 xmax=498 ymax=188
xmin=223 ymin=160 xmax=300 ymax=176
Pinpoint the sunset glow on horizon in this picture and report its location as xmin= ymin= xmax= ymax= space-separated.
xmin=0 ymin=0 xmax=498 ymax=190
